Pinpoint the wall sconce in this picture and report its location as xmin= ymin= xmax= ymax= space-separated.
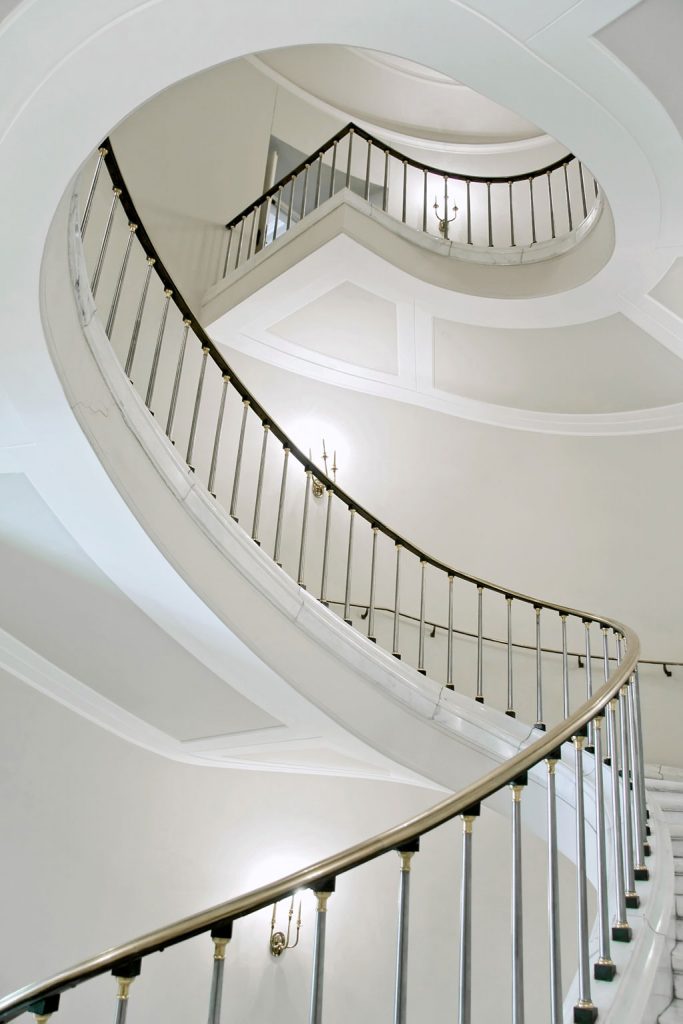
xmin=433 ymin=193 xmax=458 ymax=239
xmin=311 ymin=439 xmax=337 ymax=499
xmin=269 ymin=894 xmax=302 ymax=956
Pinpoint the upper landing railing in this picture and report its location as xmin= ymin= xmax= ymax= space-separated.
xmin=0 ymin=140 xmax=651 ymax=1024
xmin=216 ymin=122 xmax=600 ymax=282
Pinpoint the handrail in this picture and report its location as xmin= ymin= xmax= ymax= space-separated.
xmin=0 ymin=625 xmax=638 ymax=1022
xmin=223 ymin=121 xmax=578 ymax=231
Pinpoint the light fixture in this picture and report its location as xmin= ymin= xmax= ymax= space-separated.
xmin=269 ymin=894 xmax=302 ymax=956
xmin=311 ymin=438 xmax=337 ymax=498
xmin=433 ymin=193 xmax=458 ymax=239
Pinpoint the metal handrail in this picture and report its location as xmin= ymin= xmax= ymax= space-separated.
xmin=224 ymin=121 xmax=577 ymax=231
xmin=0 ymin=623 xmax=638 ymax=1022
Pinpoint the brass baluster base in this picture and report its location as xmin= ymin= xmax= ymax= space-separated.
xmin=625 ymin=891 xmax=640 ymax=909
xmin=594 ymin=957 xmax=617 ymax=981
xmin=573 ymin=1000 xmax=598 ymax=1023
xmin=612 ymin=922 xmax=632 ymax=942
xmin=635 ymin=865 xmax=650 ymax=881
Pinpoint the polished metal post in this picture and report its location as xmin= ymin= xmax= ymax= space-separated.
xmin=564 ymin=164 xmax=573 ymax=231
xmin=535 ymin=606 xmax=544 ymax=729
xmin=314 ymin=152 xmax=323 ymax=209
xmin=446 ymin=574 xmax=454 ymax=689
xmin=486 ymin=182 xmax=493 ymax=247
xmin=422 ymin=169 xmax=428 ymax=232
xmin=80 ymin=146 xmax=108 ymax=238
xmin=546 ymin=754 xmax=563 ymax=1024
xmin=402 ymin=161 xmax=407 ymax=223
xmin=394 ymin=842 xmax=418 ymax=1024
xmin=207 ymin=923 xmax=232 ymax=1024
xmin=297 ymin=468 xmax=312 ymax=588
xmin=235 ymin=216 xmax=246 ymax=266
xmin=222 ymin=226 xmax=234 ymax=277
xmin=364 ymin=141 xmax=372 ymax=201
xmin=105 ymin=222 xmax=137 ymax=337
xmin=573 ymin=735 xmax=598 ymax=1023
xmin=345 ymin=128 xmax=354 ymax=189
xmin=145 ymin=288 xmax=172 ymax=410
xmin=124 ymin=256 xmax=155 ymax=378
xmin=368 ymin=527 xmax=378 ymax=642
xmin=592 ymin=714 xmax=616 ymax=980
xmin=91 ymin=187 xmax=122 ymax=296
xmin=186 ymin=346 xmax=209 ymax=470
xmin=309 ymin=885 xmax=334 ymax=1024
xmin=417 ymin=560 xmax=427 ymax=674
xmin=229 ymin=399 xmax=250 ymax=521
xmin=476 ymin=586 xmax=483 ymax=702
xmin=392 ymin=544 xmax=402 ymax=658
xmin=273 ymin=187 xmax=283 ymax=242
xmin=319 ymin=487 xmax=333 ymax=604
xmin=578 ymin=162 xmax=588 ymax=219
xmin=112 ymin=960 xmax=141 ymax=1024
xmin=251 ymin=424 xmax=270 ymax=545
xmin=273 ymin=447 xmax=290 ymax=567
xmin=510 ymin=777 xmax=526 ymax=1024
xmin=383 ymin=151 xmax=389 ymax=212
xmin=165 ymin=318 xmax=191 ymax=439
xmin=343 ymin=508 xmax=356 ymax=624
xmin=300 ymin=164 xmax=310 ymax=219
xmin=466 ymin=181 xmax=472 ymax=245
xmin=443 ymin=175 xmax=449 ymax=240
xmin=329 ymin=140 xmax=338 ymax=199
xmin=246 ymin=206 xmax=258 ymax=261
xmin=207 ymin=374 xmax=230 ymax=496
xmin=509 ymin=181 xmax=515 ymax=246
xmin=458 ymin=810 xmax=478 ymax=1024
xmin=286 ymin=179 xmax=295 ymax=231
xmin=561 ymin=614 xmax=569 ymax=718
xmin=506 ymin=596 xmax=514 ymax=717
xmin=632 ymin=666 xmax=649 ymax=870
xmin=620 ymin=683 xmax=639 ymax=907
xmin=608 ymin=695 xmax=631 ymax=941
xmin=529 ymin=178 xmax=537 ymax=244
xmin=584 ymin=621 xmax=594 ymax=748
xmin=547 ymin=172 xmax=556 ymax=239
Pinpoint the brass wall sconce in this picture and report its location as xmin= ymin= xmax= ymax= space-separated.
xmin=311 ymin=439 xmax=337 ymax=499
xmin=269 ymin=895 xmax=302 ymax=956
xmin=433 ymin=194 xmax=458 ymax=239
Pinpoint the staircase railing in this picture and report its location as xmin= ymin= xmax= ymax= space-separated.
xmin=217 ymin=122 xmax=601 ymax=281
xmin=0 ymin=140 xmax=652 ymax=1024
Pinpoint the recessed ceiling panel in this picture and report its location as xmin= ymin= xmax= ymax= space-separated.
xmin=433 ymin=314 xmax=683 ymax=413
xmin=270 ymin=281 xmax=399 ymax=374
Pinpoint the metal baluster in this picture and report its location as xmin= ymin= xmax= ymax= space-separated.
xmin=486 ymin=182 xmax=493 ymax=247
xmin=561 ymin=614 xmax=569 ymax=718
xmin=535 ymin=606 xmax=544 ymax=729
xmin=584 ymin=621 xmax=594 ymax=748
xmin=573 ymin=734 xmax=599 ymax=1023
xmin=631 ymin=666 xmax=649 ymax=874
xmin=286 ymin=178 xmax=295 ymax=231
xmin=446 ymin=574 xmax=454 ymax=689
xmin=343 ymin=508 xmax=356 ymax=625
xmin=124 ymin=256 xmax=155 ymax=378
xmin=422 ymin=169 xmax=428 ymax=232
xmin=207 ymin=923 xmax=232 ymax=1024
xmin=564 ymin=164 xmax=573 ymax=231
xmin=320 ymin=487 xmax=333 ymax=604
xmin=593 ymin=714 xmax=616 ymax=980
xmin=608 ymin=694 xmax=632 ymax=941
xmin=112 ymin=960 xmax=141 ymax=1024
xmin=222 ymin=226 xmax=234 ymax=277
xmin=186 ymin=346 xmax=209 ymax=470
xmin=229 ymin=399 xmax=250 ymax=521
xmin=529 ymin=178 xmax=537 ymax=244
xmin=273 ymin=187 xmax=283 ymax=242
xmin=546 ymin=753 xmax=563 ymax=1024
xmin=578 ymin=162 xmax=588 ymax=219
xmin=466 ymin=181 xmax=472 ymax=245
xmin=105 ymin=222 xmax=137 ymax=337
xmin=234 ymin=216 xmax=246 ymax=268
xmin=443 ymin=175 xmax=449 ymax=240
xmin=364 ymin=141 xmax=372 ymax=201
xmin=506 ymin=596 xmax=514 ymax=717
xmin=145 ymin=288 xmax=172 ymax=410
xmin=300 ymin=164 xmax=310 ymax=219
xmin=392 ymin=544 xmax=402 ymax=658
xmin=309 ymin=883 xmax=335 ymax=1024
xmin=476 ymin=586 xmax=484 ymax=703
xmin=368 ymin=527 xmax=378 ymax=642
xmin=418 ymin=560 xmax=426 ymax=674
xmin=329 ymin=140 xmax=338 ymax=199
xmin=402 ymin=162 xmax=407 ymax=223
xmin=383 ymin=151 xmax=389 ymax=212
xmin=208 ymin=374 xmax=230 ymax=497
xmin=297 ymin=467 xmax=312 ymax=588
xmin=165 ymin=318 xmax=191 ymax=439
xmin=547 ymin=172 xmax=556 ymax=239
xmin=273 ymin=448 xmax=289 ymax=567
xmin=509 ymin=181 xmax=515 ymax=246
xmin=246 ymin=206 xmax=258 ymax=260
xmin=620 ymin=682 xmax=639 ymax=907
xmin=251 ymin=424 xmax=269 ymax=545
xmin=81 ymin=146 xmax=108 ymax=238
xmin=345 ymin=129 xmax=354 ymax=190
xmin=393 ymin=842 xmax=419 ymax=1024
xmin=458 ymin=808 xmax=479 ymax=1024
xmin=314 ymin=153 xmax=323 ymax=209
xmin=91 ymin=187 xmax=121 ymax=296
xmin=511 ymin=776 xmax=527 ymax=1024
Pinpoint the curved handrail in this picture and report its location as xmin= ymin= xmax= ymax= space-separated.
xmin=0 ymin=622 xmax=639 ymax=1022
